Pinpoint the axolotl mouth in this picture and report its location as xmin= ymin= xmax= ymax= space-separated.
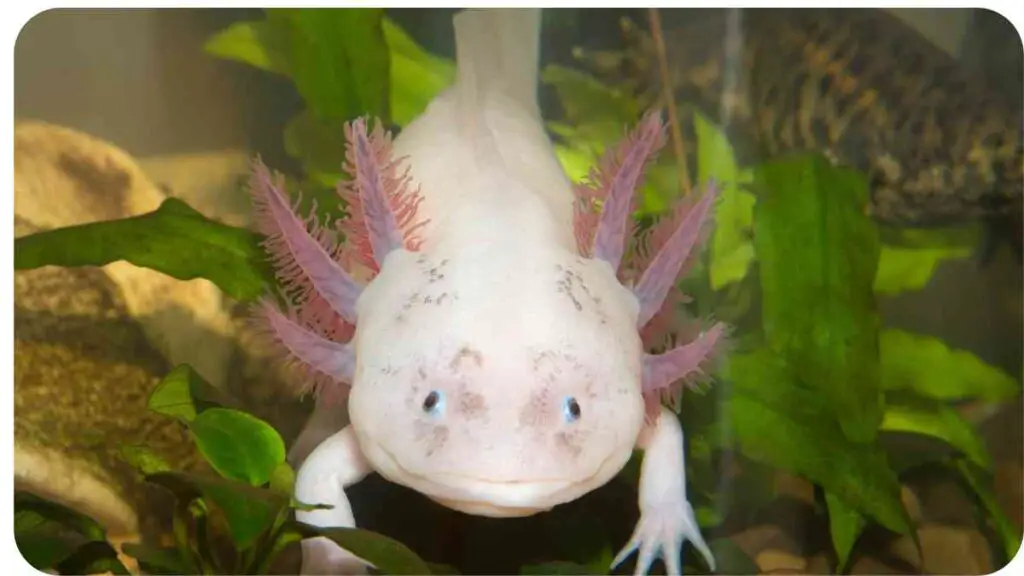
xmin=359 ymin=435 xmax=633 ymax=518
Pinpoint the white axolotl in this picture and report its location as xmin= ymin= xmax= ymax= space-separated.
xmin=248 ymin=8 xmax=727 ymax=576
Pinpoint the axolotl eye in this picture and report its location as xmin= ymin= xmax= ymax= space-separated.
xmin=422 ymin=390 xmax=446 ymax=416
xmin=562 ymin=396 xmax=581 ymax=423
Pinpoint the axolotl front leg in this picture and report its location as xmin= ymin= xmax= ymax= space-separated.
xmin=294 ymin=427 xmax=373 ymax=575
xmin=612 ymin=407 xmax=714 ymax=576
xmin=577 ymin=111 xmax=728 ymax=575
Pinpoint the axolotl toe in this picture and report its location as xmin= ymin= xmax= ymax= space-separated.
xmin=249 ymin=8 xmax=727 ymax=576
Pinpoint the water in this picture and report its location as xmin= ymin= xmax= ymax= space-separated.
xmin=13 ymin=8 xmax=1023 ymax=575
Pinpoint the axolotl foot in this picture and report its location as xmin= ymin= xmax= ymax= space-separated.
xmin=611 ymin=496 xmax=714 ymax=576
xmin=610 ymin=407 xmax=716 ymax=576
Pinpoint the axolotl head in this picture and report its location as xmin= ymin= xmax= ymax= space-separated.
xmin=347 ymin=246 xmax=646 ymax=517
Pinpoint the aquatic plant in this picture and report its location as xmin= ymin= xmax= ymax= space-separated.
xmin=14 ymin=8 xmax=1021 ymax=575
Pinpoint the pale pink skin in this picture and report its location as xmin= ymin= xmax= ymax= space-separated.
xmin=250 ymin=9 xmax=725 ymax=576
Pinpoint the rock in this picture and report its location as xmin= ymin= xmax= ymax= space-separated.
xmin=14 ymin=216 xmax=204 ymax=542
xmin=755 ymin=549 xmax=807 ymax=573
xmin=137 ymin=150 xmax=253 ymax=229
xmin=891 ymin=524 xmax=993 ymax=575
xmin=15 ymin=120 xmax=237 ymax=391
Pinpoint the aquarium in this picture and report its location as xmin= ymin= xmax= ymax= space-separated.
xmin=12 ymin=7 xmax=1023 ymax=575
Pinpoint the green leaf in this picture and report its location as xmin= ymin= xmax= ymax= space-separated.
xmin=874 ymin=226 xmax=979 ymax=295
xmin=118 ymin=444 xmax=173 ymax=475
xmin=880 ymin=329 xmax=1020 ymax=402
xmin=120 ymin=543 xmax=192 ymax=575
xmin=826 ymin=492 xmax=867 ymax=573
xmin=725 ymin=350 xmax=912 ymax=536
xmin=14 ymin=491 xmax=107 ymax=542
xmin=203 ymin=20 xmax=288 ymax=75
xmin=384 ymin=17 xmax=455 ymax=127
xmin=692 ymin=111 xmax=756 ymax=290
xmin=542 ymin=64 xmax=637 ymax=125
xmin=14 ymin=197 xmax=272 ymax=302
xmin=265 ymin=8 xmax=390 ymax=123
xmin=269 ymin=461 xmax=296 ymax=495
xmin=189 ymin=407 xmax=286 ymax=486
xmin=752 ymin=154 xmax=883 ymax=442
xmin=555 ymin=143 xmax=598 ymax=184
xmin=881 ymin=397 xmax=991 ymax=468
xmin=292 ymin=523 xmax=433 ymax=575
xmin=147 ymin=364 xmax=199 ymax=422
xmin=953 ymin=459 xmax=1022 ymax=564
xmin=56 ymin=540 xmax=131 ymax=575
xmin=147 ymin=472 xmax=286 ymax=549
xmin=15 ymin=523 xmax=87 ymax=571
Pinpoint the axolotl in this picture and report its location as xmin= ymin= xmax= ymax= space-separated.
xmin=248 ymin=8 xmax=727 ymax=576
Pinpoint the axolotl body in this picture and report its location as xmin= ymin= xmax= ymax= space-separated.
xmin=249 ymin=8 xmax=726 ymax=576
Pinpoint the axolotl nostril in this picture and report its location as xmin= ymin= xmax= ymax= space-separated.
xmin=248 ymin=8 xmax=728 ymax=576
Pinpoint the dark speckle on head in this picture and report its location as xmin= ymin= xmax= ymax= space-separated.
xmin=519 ymin=385 xmax=553 ymax=428
xmin=555 ymin=264 xmax=584 ymax=312
xmin=556 ymin=430 xmax=585 ymax=458
xmin=449 ymin=346 xmax=484 ymax=371
xmin=413 ymin=420 xmax=449 ymax=457
xmin=456 ymin=387 xmax=488 ymax=420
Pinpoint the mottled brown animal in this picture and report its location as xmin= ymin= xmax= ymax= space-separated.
xmin=578 ymin=9 xmax=1022 ymax=244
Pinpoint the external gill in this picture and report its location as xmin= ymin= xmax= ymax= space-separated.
xmin=249 ymin=117 xmax=426 ymax=401
xmin=575 ymin=111 xmax=728 ymax=418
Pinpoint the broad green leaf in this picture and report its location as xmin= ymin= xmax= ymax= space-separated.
xmin=293 ymin=523 xmax=433 ymax=575
xmin=120 ymin=543 xmax=191 ymax=576
xmin=147 ymin=364 xmax=200 ymax=422
xmin=189 ymin=408 xmax=286 ymax=486
xmin=203 ymin=20 xmax=288 ymax=75
xmin=147 ymin=472 xmax=285 ymax=549
xmin=265 ymin=8 xmax=390 ymax=123
xmin=14 ymin=198 xmax=272 ymax=302
xmin=55 ymin=540 xmax=131 ymax=575
xmin=752 ymin=154 xmax=883 ymax=442
xmin=282 ymin=112 xmax=351 ymax=222
xmin=880 ymin=329 xmax=1019 ymax=402
xmin=14 ymin=491 xmax=107 ymax=542
xmin=693 ymin=112 xmax=756 ymax=290
xmin=118 ymin=445 xmax=173 ymax=475
xmin=954 ymin=459 xmax=1022 ymax=564
xmin=826 ymin=492 xmax=867 ymax=573
xmin=725 ymin=350 xmax=912 ymax=536
xmin=874 ymin=226 xmax=980 ymax=294
xmin=881 ymin=398 xmax=991 ymax=468
xmin=384 ymin=17 xmax=455 ymax=127
xmin=541 ymin=64 xmax=637 ymax=125
xmin=15 ymin=523 xmax=87 ymax=571
xmin=875 ymin=245 xmax=972 ymax=294
xmin=555 ymin=143 xmax=596 ymax=184
xmin=269 ymin=461 xmax=296 ymax=495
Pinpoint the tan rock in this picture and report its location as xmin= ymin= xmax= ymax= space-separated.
xmin=14 ymin=120 xmax=237 ymax=391
xmin=890 ymin=524 xmax=993 ymax=575
xmin=756 ymin=549 xmax=807 ymax=573
xmin=774 ymin=471 xmax=815 ymax=504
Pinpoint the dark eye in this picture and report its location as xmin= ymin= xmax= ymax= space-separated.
xmin=422 ymin=390 xmax=445 ymax=415
xmin=562 ymin=397 xmax=581 ymax=422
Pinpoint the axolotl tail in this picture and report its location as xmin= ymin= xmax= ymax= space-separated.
xmin=389 ymin=8 xmax=579 ymax=252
